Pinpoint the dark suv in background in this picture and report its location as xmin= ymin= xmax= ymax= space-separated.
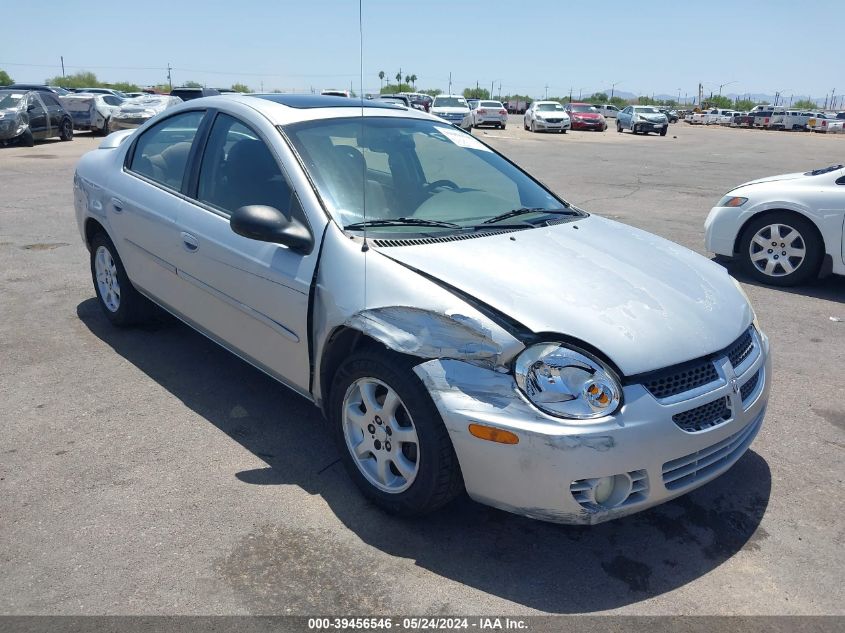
xmin=168 ymin=87 xmax=220 ymax=101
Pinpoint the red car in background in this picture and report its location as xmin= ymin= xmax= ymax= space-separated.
xmin=564 ymin=102 xmax=608 ymax=131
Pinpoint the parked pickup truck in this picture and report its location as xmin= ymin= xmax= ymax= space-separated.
xmin=686 ymin=111 xmax=707 ymax=124
xmin=748 ymin=105 xmax=785 ymax=128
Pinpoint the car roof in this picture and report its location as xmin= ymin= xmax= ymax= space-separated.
xmin=167 ymin=94 xmax=437 ymax=126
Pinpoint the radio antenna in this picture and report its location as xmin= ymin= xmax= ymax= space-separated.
xmin=359 ymin=0 xmax=369 ymax=310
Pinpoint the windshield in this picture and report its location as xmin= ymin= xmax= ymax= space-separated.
xmin=0 ymin=91 xmax=24 ymax=110
xmin=570 ymin=105 xmax=597 ymax=113
xmin=433 ymin=97 xmax=467 ymax=108
xmin=479 ymin=101 xmax=501 ymax=108
xmin=634 ymin=107 xmax=659 ymax=114
xmin=536 ymin=103 xmax=564 ymax=111
xmin=284 ymin=117 xmax=570 ymax=232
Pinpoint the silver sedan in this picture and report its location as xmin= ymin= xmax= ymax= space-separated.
xmin=74 ymin=94 xmax=769 ymax=524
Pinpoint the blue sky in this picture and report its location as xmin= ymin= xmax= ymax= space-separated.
xmin=2 ymin=0 xmax=841 ymax=101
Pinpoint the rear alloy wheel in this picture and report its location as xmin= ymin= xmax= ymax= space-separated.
xmin=331 ymin=351 xmax=463 ymax=516
xmin=89 ymin=232 xmax=154 ymax=325
xmin=739 ymin=212 xmax=823 ymax=286
xmin=59 ymin=118 xmax=73 ymax=141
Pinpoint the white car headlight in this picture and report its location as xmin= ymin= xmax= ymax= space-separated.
xmin=716 ymin=195 xmax=748 ymax=208
xmin=514 ymin=343 xmax=622 ymax=419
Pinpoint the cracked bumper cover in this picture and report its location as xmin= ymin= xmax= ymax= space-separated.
xmin=413 ymin=333 xmax=771 ymax=524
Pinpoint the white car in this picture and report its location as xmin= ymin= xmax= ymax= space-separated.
xmin=60 ymin=92 xmax=123 ymax=135
xmin=705 ymin=164 xmax=845 ymax=286
xmin=523 ymin=101 xmax=571 ymax=133
xmin=470 ymin=100 xmax=507 ymax=129
xmin=430 ymin=94 xmax=471 ymax=130
xmin=73 ymin=94 xmax=769 ymax=524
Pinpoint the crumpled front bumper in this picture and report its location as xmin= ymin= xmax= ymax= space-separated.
xmin=0 ymin=118 xmax=25 ymax=141
xmin=414 ymin=331 xmax=771 ymax=524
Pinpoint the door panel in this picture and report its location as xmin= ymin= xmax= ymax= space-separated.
xmin=26 ymin=94 xmax=48 ymax=138
xmin=169 ymin=111 xmax=317 ymax=393
xmin=107 ymin=110 xmax=206 ymax=302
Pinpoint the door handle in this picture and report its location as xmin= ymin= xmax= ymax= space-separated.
xmin=110 ymin=198 xmax=124 ymax=213
xmin=181 ymin=232 xmax=199 ymax=252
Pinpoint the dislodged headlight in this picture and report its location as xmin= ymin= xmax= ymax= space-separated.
xmin=717 ymin=195 xmax=748 ymax=208
xmin=514 ymin=344 xmax=622 ymax=420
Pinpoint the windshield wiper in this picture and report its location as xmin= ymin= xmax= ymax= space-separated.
xmin=482 ymin=206 xmax=578 ymax=225
xmin=344 ymin=217 xmax=461 ymax=230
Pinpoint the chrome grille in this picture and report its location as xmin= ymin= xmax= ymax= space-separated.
xmin=642 ymin=326 xmax=755 ymax=400
xmin=672 ymin=397 xmax=730 ymax=432
xmin=662 ymin=416 xmax=762 ymax=490
xmin=727 ymin=328 xmax=754 ymax=368
xmin=644 ymin=363 xmax=718 ymax=399
xmin=740 ymin=369 xmax=760 ymax=403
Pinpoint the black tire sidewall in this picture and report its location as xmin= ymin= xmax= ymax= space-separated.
xmin=739 ymin=212 xmax=823 ymax=286
xmin=329 ymin=351 xmax=462 ymax=516
xmin=89 ymin=232 xmax=150 ymax=325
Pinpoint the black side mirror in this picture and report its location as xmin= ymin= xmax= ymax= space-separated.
xmin=230 ymin=205 xmax=313 ymax=254
xmin=27 ymin=103 xmax=36 ymax=111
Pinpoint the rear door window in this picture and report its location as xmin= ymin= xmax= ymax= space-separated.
xmin=128 ymin=110 xmax=206 ymax=191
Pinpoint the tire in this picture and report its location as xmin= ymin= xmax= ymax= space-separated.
xmin=616 ymin=121 xmax=622 ymax=133
xmin=632 ymin=124 xmax=638 ymax=134
xmin=89 ymin=231 xmax=154 ymax=326
xmin=20 ymin=128 xmax=35 ymax=147
xmin=600 ymin=124 xmax=607 ymax=132
xmin=660 ymin=127 xmax=668 ymax=136
xmin=530 ymin=120 xmax=537 ymax=133
xmin=501 ymin=124 xmax=506 ymax=130
xmin=100 ymin=118 xmax=111 ymax=136
xmin=329 ymin=349 xmax=463 ymax=516
xmin=738 ymin=212 xmax=824 ymax=286
xmin=59 ymin=117 xmax=73 ymax=141
xmin=524 ymin=118 xmax=529 ymax=131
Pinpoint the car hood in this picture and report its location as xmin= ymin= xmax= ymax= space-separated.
xmin=571 ymin=111 xmax=602 ymax=119
xmin=378 ymin=215 xmax=752 ymax=375
xmin=731 ymin=171 xmax=809 ymax=190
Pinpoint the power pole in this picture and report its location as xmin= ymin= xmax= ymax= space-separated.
xmin=490 ymin=80 xmax=494 ymax=99
xmin=448 ymin=72 xmax=452 ymax=95
xmin=60 ymin=56 xmax=65 ymax=78
xmin=167 ymin=63 xmax=172 ymax=90
xmin=544 ymin=85 xmax=549 ymax=99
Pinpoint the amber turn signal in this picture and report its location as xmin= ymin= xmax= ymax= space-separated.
xmin=468 ymin=423 xmax=519 ymax=444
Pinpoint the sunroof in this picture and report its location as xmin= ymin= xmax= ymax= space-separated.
xmin=252 ymin=94 xmax=401 ymax=109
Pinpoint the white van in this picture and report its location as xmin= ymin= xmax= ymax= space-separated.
xmin=594 ymin=104 xmax=621 ymax=118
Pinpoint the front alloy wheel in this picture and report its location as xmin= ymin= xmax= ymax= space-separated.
xmin=330 ymin=350 xmax=463 ymax=515
xmin=342 ymin=377 xmax=420 ymax=493
xmin=739 ymin=212 xmax=823 ymax=286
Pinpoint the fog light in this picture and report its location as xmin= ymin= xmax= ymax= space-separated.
xmin=592 ymin=473 xmax=632 ymax=507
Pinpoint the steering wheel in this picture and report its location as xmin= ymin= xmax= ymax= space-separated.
xmin=424 ymin=179 xmax=460 ymax=194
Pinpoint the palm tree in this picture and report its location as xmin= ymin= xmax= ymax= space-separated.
xmin=410 ymin=74 xmax=417 ymax=89
xmin=378 ymin=70 xmax=385 ymax=90
xmin=395 ymin=71 xmax=402 ymax=89
xmin=404 ymin=75 xmax=411 ymax=87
